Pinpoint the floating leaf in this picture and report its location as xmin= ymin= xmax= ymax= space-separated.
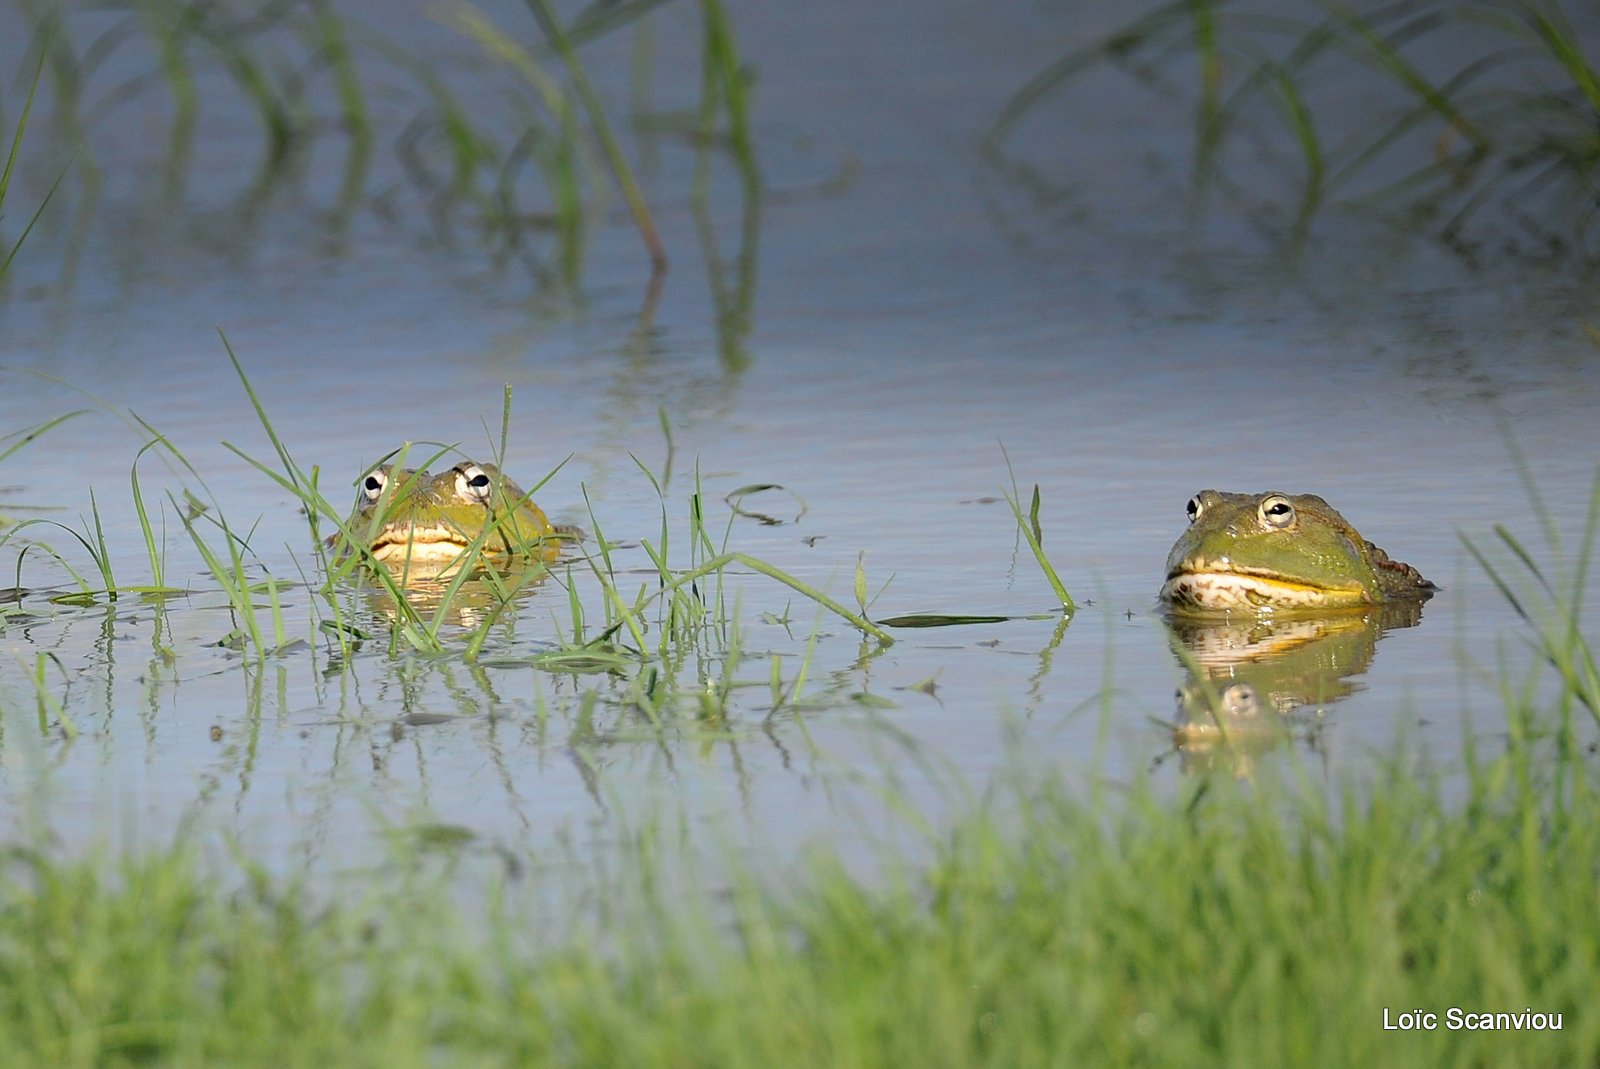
xmin=725 ymin=483 xmax=809 ymax=525
xmin=320 ymin=619 xmax=374 ymax=641
xmin=895 ymin=673 xmax=942 ymax=697
xmin=877 ymin=613 xmax=1015 ymax=628
xmin=530 ymin=649 xmax=634 ymax=674
xmin=400 ymin=711 xmax=460 ymax=726
xmin=400 ymin=823 xmax=478 ymax=849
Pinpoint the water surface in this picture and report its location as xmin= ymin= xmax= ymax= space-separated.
xmin=0 ymin=0 xmax=1595 ymax=873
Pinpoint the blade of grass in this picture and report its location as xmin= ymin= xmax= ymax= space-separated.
xmin=1000 ymin=474 xmax=1076 ymax=616
xmin=0 ymin=26 xmax=72 ymax=284
xmin=651 ymin=550 xmax=892 ymax=645
xmin=130 ymin=439 xmax=169 ymax=592
xmin=0 ymin=411 xmax=88 ymax=465
xmin=521 ymin=0 xmax=667 ymax=273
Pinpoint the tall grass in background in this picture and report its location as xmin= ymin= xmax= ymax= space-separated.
xmin=990 ymin=0 xmax=1600 ymax=257
xmin=0 ymin=21 xmax=84 ymax=517
xmin=0 ymin=18 xmax=58 ymax=284
xmin=5 ymin=0 xmax=757 ymax=284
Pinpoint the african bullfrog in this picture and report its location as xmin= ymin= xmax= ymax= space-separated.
xmin=1160 ymin=490 xmax=1435 ymax=613
xmin=342 ymin=460 xmax=563 ymax=564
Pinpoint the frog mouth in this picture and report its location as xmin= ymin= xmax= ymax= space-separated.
xmin=368 ymin=520 xmax=480 ymax=562
xmin=1161 ymin=564 xmax=1365 ymax=611
xmin=367 ymin=515 xmax=561 ymax=563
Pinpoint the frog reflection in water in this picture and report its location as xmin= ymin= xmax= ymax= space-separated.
xmin=1163 ymin=612 xmax=1402 ymax=775
xmin=1158 ymin=490 xmax=1435 ymax=773
xmin=343 ymin=461 xmax=569 ymax=566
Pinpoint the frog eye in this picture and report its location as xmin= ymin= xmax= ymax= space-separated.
xmin=1222 ymin=682 xmax=1257 ymax=716
xmin=1259 ymin=495 xmax=1296 ymax=529
xmin=360 ymin=468 xmax=389 ymax=504
xmin=1186 ymin=495 xmax=1204 ymax=524
xmin=457 ymin=463 xmax=494 ymax=504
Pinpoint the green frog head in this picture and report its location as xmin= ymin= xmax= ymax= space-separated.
xmin=341 ymin=460 xmax=559 ymax=565
xmin=1160 ymin=490 xmax=1435 ymax=614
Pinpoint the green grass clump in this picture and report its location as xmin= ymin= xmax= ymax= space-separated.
xmin=0 ymin=347 xmax=904 ymax=743
xmin=0 ymin=658 xmax=1592 ymax=1066
xmin=990 ymin=0 xmax=1600 ymax=257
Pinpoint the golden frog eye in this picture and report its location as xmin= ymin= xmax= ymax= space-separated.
xmin=1186 ymin=495 xmax=1204 ymax=525
xmin=1259 ymin=495 xmax=1296 ymax=529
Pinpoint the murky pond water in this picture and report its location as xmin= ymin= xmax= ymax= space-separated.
xmin=0 ymin=0 xmax=1596 ymax=874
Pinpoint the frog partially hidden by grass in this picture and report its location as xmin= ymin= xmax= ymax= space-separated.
xmin=338 ymin=460 xmax=571 ymax=567
xmin=1159 ymin=490 xmax=1435 ymax=614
